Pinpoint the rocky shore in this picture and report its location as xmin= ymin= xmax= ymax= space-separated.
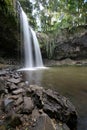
xmin=44 ymin=58 xmax=87 ymax=67
xmin=0 ymin=67 xmax=77 ymax=130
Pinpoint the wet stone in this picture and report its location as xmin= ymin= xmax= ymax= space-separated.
xmin=9 ymin=83 xmax=18 ymax=90
xmin=0 ymin=125 xmax=6 ymax=130
xmin=31 ymin=114 xmax=55 ymax=130
xmin=0 ymin=70 xmax=7 ymax=76
xmin=2 ymin=99 xmax=14 ymax=112
xmin=18 ymin=82 xmax=25 ymax=88
xmin=7 ymin=78 xmax=21 ymax=84
xmin=15 ymin=96 xmax=23 ymax=106
xmin=8 ymin=95 xmax=19 ymax=100
xmin=32 ymin=108 xmax=40 ymax=120
xmin=6 ymin=114 xmax=22 ymax=128
xmin=22 ymin=97 xmax=34 ymax=114
xmin=7 ymin=83 xmax=18 ymax=91
xmin=56 ymin=123 xmax=70 ymax=130
xmin=12 ymin=88 xmax=24 ymax=95
xmin=15 ymin=104 xmax=23 ymax=113
xmin=30 ymin=85 xmax=43 ymax=92
xmin=0 ymin=79 xmax=5 ymax=95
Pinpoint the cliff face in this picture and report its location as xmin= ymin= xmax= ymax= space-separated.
xmin=0 ymin=10 xmax=19 ymax=59
xmin=38 ymin=25 xmax=87 ymax=60
xmin=54 ymin=32 xmax=87 ymax=60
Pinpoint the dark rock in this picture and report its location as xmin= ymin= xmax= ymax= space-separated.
xmin=31 ymin=85 xmax=44 ymax=109
xmin=2 ymin=99 xmax=14 ymax=112
xmin=30 ymin=85 xmax=43 ymax=91
xmin=0 ymin=70 xmax=78 ymax=130
xmin=18 ymin=82 xmax=25 ymax=88
xmin=8 ymin=83 xmax=18 ymax=91
xmin=0 ymin=125 xmax=6 ymax=130
xmin=22 ymin=97 xmax=34 ymax=114
xmin=6 ymin=113 xmax=22 ymax=128
xmin=0 ymin=70 xmax=7 ymax=76
xmin=31 ymin=86 xmax=77 ymax=130
xmin=12 ymin=88 xmax=24 ymax=95
xmin=42 ymin=89 xmax=77 ymax=130
xmin=39 ymin=109 xmax=43 ymax=114
xmin=63 ymin=124 xmax=70 ymax=130
xmin=15 ymin=104 xmax=23 ymax=113
xmin=0 ymin=79 xmax=5 ymax=95
xmin=32 ymin=108 xmax=40 ymax=119
xmin=56 ymin=33 xmax=87 ymax=60
xmin=13 ymin=73 xmax=20 ymax=79
xmin=31 ymin=114 xmax=55 ymax=130
xmin=56 ymin=123 xmax=70 ymax=130
xmin=15 ymin=96 xmax=23 ymax=106
xmin=0 ymin=119 xmax=6 ymax=130
xmin=0 ymin=99 xmax=3 ymax=114
xmin=7 ymin=78 xmax=21 ymax=84
xmin=8 ymin=95 xmax=19 ymax=100
xmin=0 ymin=120 xmax=4 ymax=126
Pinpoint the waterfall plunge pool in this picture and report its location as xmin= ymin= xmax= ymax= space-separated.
xmin=18 ymin=66 xmax=48 ymax=71
xmin=22 ymin=66 xmax=87 ymax=130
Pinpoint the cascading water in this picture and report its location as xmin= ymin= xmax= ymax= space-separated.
xmin=19 ymin=7 xmax=44 ymax=70
xmin=16 ymin=1 xmax=47 ymax=84
xmin=20 ymin=9 xmax=33 ymax=68
xmin=30 ymin=28 xmax=43 ymax=67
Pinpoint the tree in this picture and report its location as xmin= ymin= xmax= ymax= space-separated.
xmin=34 ymin=0 xmax=87 ymax=31
xmin=19 ymin=0 xmax=37 ymax=28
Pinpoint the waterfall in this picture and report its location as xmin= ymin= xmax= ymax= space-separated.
xmin=30 ymin=28 xmax=43 ymax=67
xmin=19 ymin=8 xmax=44 ymax=70
xmin=20 ymin=9 xmax=33 ymax=68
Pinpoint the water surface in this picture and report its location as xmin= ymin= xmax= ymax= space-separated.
xmin=25 ymin=66 xmax=87 ymax=130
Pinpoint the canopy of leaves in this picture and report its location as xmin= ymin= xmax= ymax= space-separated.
xmin=19 ymin=0 xmax=37 ymax=28
xmin=21 ymin=0 xmax=87 ymax=32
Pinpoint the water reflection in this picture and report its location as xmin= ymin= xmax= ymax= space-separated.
xmin=24 ymin=70 xmax=43 ymax=86
xmin=22 ymin=66 xmax=87 ymax=130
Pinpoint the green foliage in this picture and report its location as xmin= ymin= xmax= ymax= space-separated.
xmin=19 ymin=0 xmax=37 ymax=28
xmin=0 ymin=0 xmax=15 ymax=15
xmin=30 ymin=0 xmax=87 ymax=32
xmin=16 ymin=0 xmax=87 ymax=32
xmin=0 ymin=0 xmax=19 ymax=58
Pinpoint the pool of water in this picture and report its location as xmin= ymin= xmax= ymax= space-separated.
xmin=24 ymin=66 xmax=87 ymax=130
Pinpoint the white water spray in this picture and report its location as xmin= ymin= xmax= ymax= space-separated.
xmin=20 ymin=8 xmax=44 ymax=70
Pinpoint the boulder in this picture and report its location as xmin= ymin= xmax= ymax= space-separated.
xmin=56 ymin=123 xmax=70 ymax=130
xmin=12 ymin=88 xmax=24 ymax=95
xmin=0 ymin=70 xmax=7 ymax=76
xmin=8 ymin=83 xmax=18 ymax=91
xmin=42 ymin=89 xmax=77 ymax=130
xmin=22 ymin=97 xmax=34 ymax=114
xmin=15 ymin=96 xmax=23 ymax=106
xmin=0 ymin=79 xmax=5 ymax=95
xmin=32 ymin=87 xmax=77 ymax=130
xmin=2 ymin=98 xmax=14 ymax=112
xmin=0 ymin=70 xmax=78 ymax=130
xmin=5 ymin=113 xmax=22 ymax=128
xmin=32 ymin=114 xmax=55 ymax=130
xmin=7 ymin=78 xmax=21 ymax=84
xmin=0 ymin=125 xmax=6 ymax=130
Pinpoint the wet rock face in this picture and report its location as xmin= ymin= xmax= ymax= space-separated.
xmin=40 ymin=32 xmax=87 ymax=60
xmin=31 ymin=87 xmax=77 ymax=130
xmin=0 ymin=79 xmax=5 ymax=95
xmin=5 ymin=113 xmax=22 ymax=129
xmin=54 ymin=33 xmax=87 ymax=60
xmin=0 ymin=68 xmax=77 ymax=130
xmin=2 ymin=99 xmax=14 ymax=113
xmin=22 ymin=97 xmax=34 ymax=114
xmin=31 ymin=114 xmax=55 ymax=130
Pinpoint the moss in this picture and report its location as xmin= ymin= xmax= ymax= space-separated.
xmin=0 ymin=9 xmax=20 ymax=58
